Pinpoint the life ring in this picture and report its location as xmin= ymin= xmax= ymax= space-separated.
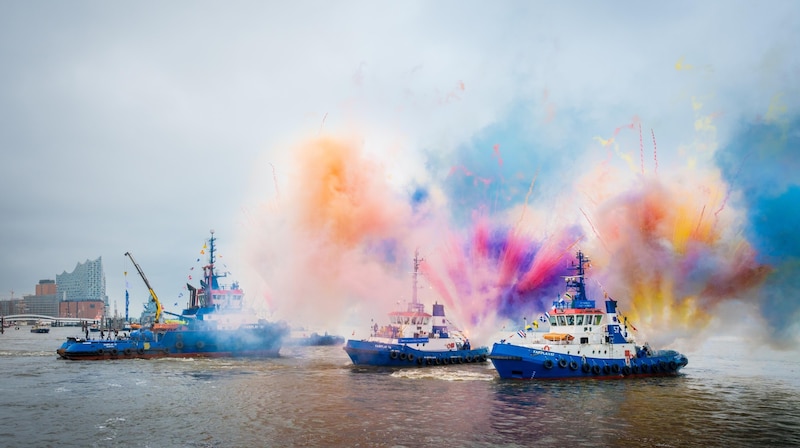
xmin=632 ymin=364 xmax=640 ymax=374
xmin=175 ymin=341 xmax=185 ymax=350
xmin=110 ymin=348 xmax=118 ymax=356
xmin=196 ymin=341 xmax=205 ymax=349
xmin=390 ymin=351 xmax=398 ymax=359
xmin=581 ymin=363 xmax=591 ymax=373
xmin=443 ymin=357 xmax=450 ymax=365
xmin=97 ymin=349 xmax=104 ymax=355
xmin=592 ymin=365 xmax=601 ymax=375
xmin=137 ymin=348 xmax=145 ymax=355
xmin=480 ymin=354 xmax=487 ymax=362
xmin=543 ymin=345 xmax=551 ymax=351
xmin=457 ymin=356 xmax=463 ymax=364
xmin=465 ymin=355 xmax=473 ymax=362
xmin=543 ymin=359 xmax=554 ymax=369
xmin=399 ymin=352 xmax=407 ymax=360
xmin=558 ymin=358 xmax=568 ymax=368
xmin=407 ymin=353 xmax=415 ymax=361
xmin=611 ymin=364 xmax=621 ymax=374
xmin=622 ymin=365 xmax=631 ymax=376
xmin=669 ymin=361 xmax=677 ymax=371
xmin=603 ymin=365 xmax=611 ymax=374
xmin=435 ymin=358 xmax=441 ymax=365
xmin=123 ymin=348 xmax=132 ymax=356
xmin=417 ymin=357 xmax=423 ymax=365
xmin=641 ymin=363 xmax=649 ymax=373
xmin=569 ymin=360 xmax=579 ymax=371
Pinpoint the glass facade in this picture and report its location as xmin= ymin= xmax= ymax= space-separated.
xmin=56 ymin=257 xmax=108 ymax=316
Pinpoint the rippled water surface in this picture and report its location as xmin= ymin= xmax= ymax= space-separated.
xmin=1 ymin=327 xmax=798 ymax=447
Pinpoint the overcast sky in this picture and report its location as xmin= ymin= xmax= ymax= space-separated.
xmin=1 ymin=2 xmax=798 ymax=345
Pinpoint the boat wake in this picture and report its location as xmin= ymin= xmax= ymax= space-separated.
xmin=391 ymin=366 xmax=495 ymax=382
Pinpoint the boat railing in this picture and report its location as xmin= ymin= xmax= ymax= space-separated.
xmin=525 ymin=336 xmax=577 ymax=346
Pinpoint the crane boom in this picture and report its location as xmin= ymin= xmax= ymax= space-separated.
xmin=124 ymin=251 xmax=163 ymax=323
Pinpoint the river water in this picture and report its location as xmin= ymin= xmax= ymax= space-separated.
xmin=1 ymin=326 xmax=798 ymax=447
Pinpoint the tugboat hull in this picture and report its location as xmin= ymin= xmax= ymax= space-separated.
xmin=58 ymin=324 xmax=288 ymax=360
xmin=344 ymin=339 xmax=488 ymax=367
xmin=490 ymin=342 xmax=688 ymax=380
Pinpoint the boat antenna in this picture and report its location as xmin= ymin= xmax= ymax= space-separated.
xmin=409 ymin=249 xmax=424 ymax=313
xmin=124 ymin=252 xmax=163 ymax=323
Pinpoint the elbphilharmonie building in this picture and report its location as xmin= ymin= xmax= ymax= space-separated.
xmin=56 ymin=257 xmax=108 ymax=315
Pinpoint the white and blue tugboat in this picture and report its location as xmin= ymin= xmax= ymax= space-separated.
xmin=490 ymin=251 xmax=688 ymax=380
xmin=344 ymin=252 xmax=489 ymax=367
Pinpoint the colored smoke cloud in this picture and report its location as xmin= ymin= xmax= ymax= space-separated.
xmin=238 ymin=90 xmax=797 ymax=350
xmin=239 ymin=117 xmax=793 ymax=349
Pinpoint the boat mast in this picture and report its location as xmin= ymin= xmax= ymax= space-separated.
xmin=576 ymin=250 xmax=588 ymax=300
xmin=566 ymin=250 xmax=589 ymax=301
xmin=204 ymin=229 xmax=218 ymax=306
xmin=409 ymin=250 xmax=424 ymax=313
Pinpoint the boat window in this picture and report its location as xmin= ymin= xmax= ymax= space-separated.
xmin=557 ymin=315 xmax=567 ymax=326
xmin=575 ymin=315 xmax=584 ymax=325
xmin=549 ymin=316 xmax=557 ymax=326
xmin=594 ymin=315 xmax=602 ymax=325
xmin=567 ymin=315 xmax=575 ymax=325
xmin=404 ymin=317 xmax=410 ymax=324
xmin=411 ymin=317 xmax=417 ymax=325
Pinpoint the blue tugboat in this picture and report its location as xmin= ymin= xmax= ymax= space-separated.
xmin=343 ymin=252 xmax=489 ymax=367
xmin=57 ymin=231 xmax=289 ymax=360
xmin=490 ymin=251 xmax=688 ymax=379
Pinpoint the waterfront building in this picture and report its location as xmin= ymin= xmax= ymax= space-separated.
xmin=0 ymin=299 xmax=22 ymax=316
xmin=1 ymin=280 xmax=60 ymax=320
xmin=58 ymin=300 xmax=105 ymax=320
xmin=56 ymin=257 xmax=108 ymax=319
xmin=21 ymin=280 xmax=59 ymax=316
xmin=36 ymin=279 xmax=56 ymax=295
